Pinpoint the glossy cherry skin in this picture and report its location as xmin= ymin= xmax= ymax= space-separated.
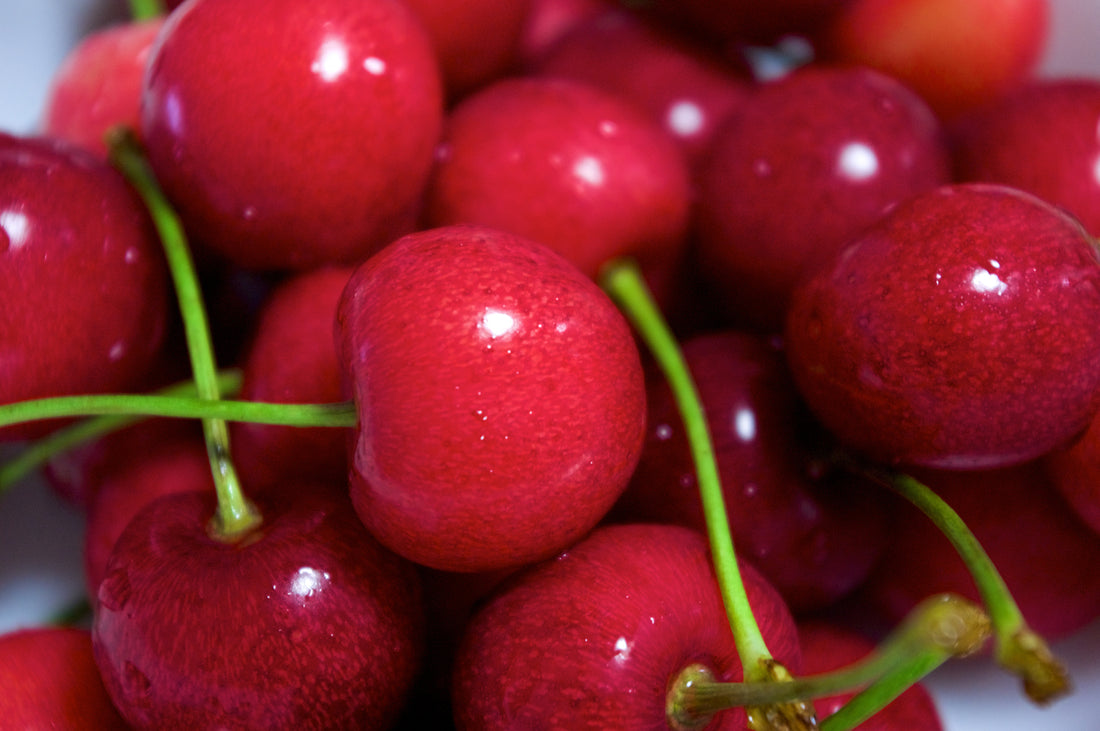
xmin=141 ymin=0 xmax=443 ymax=270
xmin=951 ymin=78 xmax=1100 ymax=237
xmin=531 ymin=9 xmax=750 ymax=173
xmin=423 ymin=77 xmax=692 ymax=290
xmin=452 ymin=523 xmax=802 ymax=730
xmin=818 ymin=0 xmax=1049 ymax=119
xmin=0 ymin=626 xmax=129 ymax=730
xmin=230 ymin=266 xmax=354 ymax=490
xmin=694 ymin=64 xmax=950 ymax=333
xmin=610 ymin=331 xmax=891 ymax=613
xmin=93 ymin=487 xmax=425 ymax=730
xmin=40 ymin=17 xmax=164 ymax=157
xmin=785 ymin=183 xmax=1100 ymax=469
xmin=0 ymin=133 xmax=169 ymax=441
xmin=797 ymin=620 xmax=943 ymax=729
xmin=336 ymin=224 xmax=647 ymax=573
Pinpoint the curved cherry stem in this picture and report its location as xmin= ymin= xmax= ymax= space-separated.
xmin=668 ymin=593 xmax=990 ymax=730
xmin=835 ymin=453 xmax=1071 ymax=704
xmin=0 ymin=370 xmax=243 ymax=495
xmin=108 ymin=127 xmax=258 ymax=539
xmin=128 ymin=0 xmax=165 ymax=21
xmin=599 ymin=259 xmax=812 ymax=728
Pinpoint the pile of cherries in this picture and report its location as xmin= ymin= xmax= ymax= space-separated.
xmin=3 ymin=0 xmax=1100 ymax=728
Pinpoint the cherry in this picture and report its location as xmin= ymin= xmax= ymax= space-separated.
xmin=0 ymin=626 xmax=129 ymax=730
xmin=40 ymin=17 xmax=164 ymax=158
xmin=951 ymin=77 xmax=1100 ymax=236
xmin=451 ymin=523 xmax=802 ymax=729
xmin=0 ymin=132 xmax=169 ymax=441
xmin=1043 ymin=411 xmax=1100 ymax=536
xmin=818 ymin=0 xmax=1050 ymax=119
xmin=230 ymin=266 xmax=354 ymax=490
xmin=515 ymin=0 xmax=609 ymax=66
xmin=694 ymin=64 xmax=950 ymax=333
xmin=423 ymin=76 xmax=692 ymax=293
xmin=336 ymin=224 xmax=647 ymax=573
xmin=610 ymin=330 xmax=892 ymax=613
xmin=93 ymin=487 xmax=425 ymax=729
xmin=785 ymin=182 xmax=1100 ymax=469
xmin=140 ymin=0 xmax=443 ymax=270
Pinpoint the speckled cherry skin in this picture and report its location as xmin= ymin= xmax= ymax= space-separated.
xmin=855 ymin=462 xmax=1100 ymax=640
xmin=609 ymin=331 xmax=891 ymax=613
xmin=141 ymin=0 xmax=443 ymax=270
xmin=952 ymin=78 xmax=1100 ymax=237
xmin=0 ymin=133 xmax=168 ymax=441
xmin=336 ymin=224 xmax=647 ymax=573
xmin=1044 ymin=412 xmax=1100 ymax=537
xmin=797 ymin=620 xmax=943 ymax=730
xmin=230 ymin=266 xmax=354 ymax=490
xmin=423 ymin=77 xmax=692 ymax=290
xmin=785 ymin=183 xmax=1100 ymax=470
xmin=532 ymin=9 xmax=750 ymax=173
xmin=0 ymin=627 xmax=129 ymax=730
xmin=93 ymin=487 xmax=425 ymax=730
xmin=40 ymin=17 xmax=164 ymax=158
xmin=452 ymin=523 xmax=802 ymax=730
xmin=694 ymin=64 xmax=950 ymax=333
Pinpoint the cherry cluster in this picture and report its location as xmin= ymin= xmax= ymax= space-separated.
xmin=2 ymin=0 xmax=1099 ymax=729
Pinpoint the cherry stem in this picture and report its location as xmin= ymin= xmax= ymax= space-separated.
xmin=835 ymin=453 xmax=1071 ymax=704
xmin=0 ymin=370 xmax=243 ymax=495
xmin=598 ymin=260 xmax=779 ymax=682
xmin=128 ymin=0 xmax=164 ymax=21
xmin=667 ymin=593 xmax=990 ymax=731
xmin=108 ymin=127 xmax=258 ymax=540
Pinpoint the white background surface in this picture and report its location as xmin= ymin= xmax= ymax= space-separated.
xmin=1 ymin=1 xmax=1099 ymax=729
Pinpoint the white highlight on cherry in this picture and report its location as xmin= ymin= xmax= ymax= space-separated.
xmin=312 ymin=38 xmax=349 ymax=82
xmin=480 ymin=309 xmax=517 ymax=339
xmin=290 ymin=566 xmax=330 ymax=598
xmin=0 ymin=210 xmax=29 ymax=250
xmin=836 ymin=142 xmax=880 ymax=182
xmin=667 ymin=100 xmax=705 ymax=137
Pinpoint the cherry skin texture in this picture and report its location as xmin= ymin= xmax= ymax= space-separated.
xmin=785 ymin=183 xmax=1100 ymax=469
xmin=610 ymin=331 xmax=892 ymax=613
xmin=0 ymin=133 xmax=169 ymax=441
xmin=93 ymin=488 xmax=425 ymax=730
xmin=40 ymin=17 xmax=164 ymax=157
xmin=694 ymin=64 xmax=950 ymax=333
xmin=141 ymin=0 xmax=443 ymax=270
xmin=451 ymin=523 xmax=802 ymax=730
xmin=336 ymin=224 xmax=647 ymax=573
xmin=0 ymin=626 xmax=129 ymax=730
xmin=424 ymin=77 xmax=692 ymax=289
xmin=230 ymin=266 xmax=354 ymax=490
xmin=951 ymin=78 xmax=1100 ymax=237
xmin=819 ymin=0 xmax=1049 ymax=119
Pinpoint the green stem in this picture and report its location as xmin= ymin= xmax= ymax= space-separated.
xmin=0 ymin=370 xmax=242 ymax=495
xmin=0 ymin=393 xmax=356 ymax=432
xmin=598 ymin=260 xmax=776 ymax=680
xmin=837 ymin=454 xmax=1071 ymax=704
xmin=108 ymin=127 xmax=258 ymax=539
xmin=128 ymin=0 xmax=165 ymax=22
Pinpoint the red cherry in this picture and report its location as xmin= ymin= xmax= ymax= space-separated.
xmin=141 ymin=0 xmax=443 ymax=270
xmin=336 ymin=224 xmax=647 ymax=572
xmin=452 ymin=523 xmax=802 ymax=729
xmin=516 ymin=0 xmax=609 ymax=66
xmin=93 ymin=488 xmax=425 ymax=729
xmin=785 ymin=183 xmax=1100 ymax=469
xmin=423 ymin=76 xmax=692 ymax=290
xmin=1044 ymin=412 xmax=1100 ymax=537
xmin=0 ymin=626 xmax=128 ymax=730
xmin=0 ymin=133 xmax=169 ymax=441
xmin=40 ymin=18 xmax=164 ymax=158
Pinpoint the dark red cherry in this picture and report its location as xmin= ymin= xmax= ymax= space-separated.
xmin=952 ymin=77 xmax=1100 ymax=236
xmin=93 ymin=488 xmax=425 ymax=730
xmin=423 ymin=76 xmax=692 ymax=292
xmin=0 ymin=132 xmax=169 ymax=441
xmin=452 ymin=523 xmax=802 ymax=730
xmin=0 ymin=626 xmax=129 ymax=730
xmin=694 ymin=64 xmax=950 ymax=332
xmin=785 ymin=183 xmax=1100 ymax=469
xmin=1044 ymin=412 xmax=1100 ymax=537
xmin=141 ymin=0 xmax=443 ymax=270
xmin=336 ymin=224 xmax=647 ymax=573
